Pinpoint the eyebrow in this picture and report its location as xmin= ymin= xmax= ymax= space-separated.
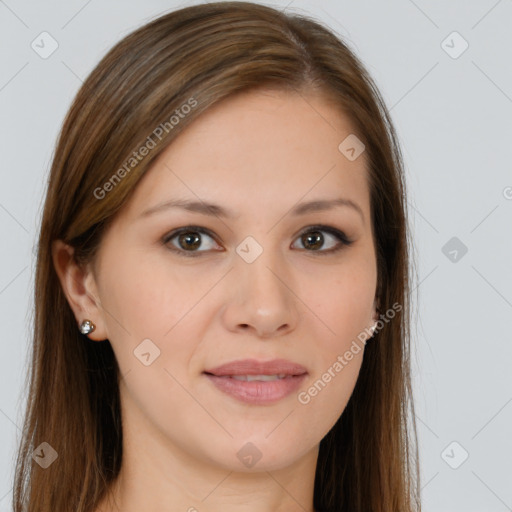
xmin=140 ymin=197 xmax=365 ymax=223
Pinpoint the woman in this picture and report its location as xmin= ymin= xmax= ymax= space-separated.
xmin=13 ymin=2 xmax=421 ymax=511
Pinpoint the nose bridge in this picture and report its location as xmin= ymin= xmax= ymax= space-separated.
xmin=237 ymin=233 xmax=288 ymax=300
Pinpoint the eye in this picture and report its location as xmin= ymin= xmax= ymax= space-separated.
xmin=162 ymin=226 xmax=222 ymax=257
xmin=291 ymin=225 xmax=353 ymax=255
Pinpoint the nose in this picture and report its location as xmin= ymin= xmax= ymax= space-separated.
xmin=220 ymin=245 xmax=299 ymax=339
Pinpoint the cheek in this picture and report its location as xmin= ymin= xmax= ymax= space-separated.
xmin=96 ymin=250 xmax=219 ymax=381
xmin=98 ymin=252 xmax=200 ymax=338
xmin=295 ymin=255 xmax=375 ymax=415
xmin=300 ymin=260 xmax=376 ymax=347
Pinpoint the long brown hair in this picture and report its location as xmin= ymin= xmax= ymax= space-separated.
xmin=13 ymin=2 xmax=421 ymax=511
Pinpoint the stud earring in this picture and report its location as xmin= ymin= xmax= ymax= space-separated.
xmin=79 ymin=319 xmax=96 ymax=335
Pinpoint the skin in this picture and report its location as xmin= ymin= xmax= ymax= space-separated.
xmin=53 ymin=88 xmax=378 ymax=512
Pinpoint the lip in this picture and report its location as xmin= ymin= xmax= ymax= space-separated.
xmin=205 ymin=373 xmax=307 ymax=404
xmin=203 ymin=359 xmax=308 ymax=405
xmin=204 ymin=358 xmax=308 ymax=377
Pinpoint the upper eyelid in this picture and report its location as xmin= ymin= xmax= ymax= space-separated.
xmin=163 ymin=226 xmax=217 ymax=243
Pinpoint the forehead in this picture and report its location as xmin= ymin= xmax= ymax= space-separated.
xmin=122 ymin=88 xmax=370 ymax=221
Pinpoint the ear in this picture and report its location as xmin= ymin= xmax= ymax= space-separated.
xmin=51 ymin=239 xmax=108 ymax=341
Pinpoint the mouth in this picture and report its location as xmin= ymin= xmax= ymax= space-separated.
xmin=203 ymin=358 xmax=308 ymax=404
xmin=225 ymin=374 xmax=290 ymax=381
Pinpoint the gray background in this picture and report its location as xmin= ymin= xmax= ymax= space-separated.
xmin=1 ymin=1 xmax=511 ymax=511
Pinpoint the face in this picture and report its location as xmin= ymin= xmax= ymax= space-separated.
xmin=62 ymin=88 xmax=378 ymax=472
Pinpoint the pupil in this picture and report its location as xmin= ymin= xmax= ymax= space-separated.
xmin=179 ymin=232 xmax=200 ymax=250
xmin=304 ymin=231 xmax=323 ymax=250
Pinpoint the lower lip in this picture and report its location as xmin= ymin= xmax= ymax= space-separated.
xmin=204 ymin=373 xmax=307 ymax=404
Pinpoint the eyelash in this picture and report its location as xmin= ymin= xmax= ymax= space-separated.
xmin=161 ymin=224 xmax=354 ymax=258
